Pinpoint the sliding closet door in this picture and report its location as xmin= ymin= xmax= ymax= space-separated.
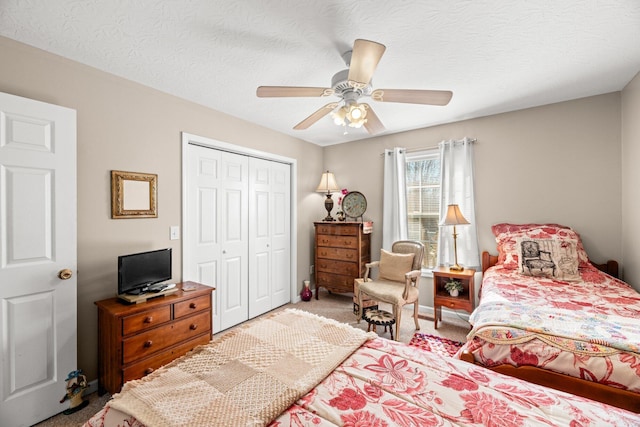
xmin=185 ymin=145 xmax=248 ymax=333
xmin=248 ymin=158 xmax=291 ymax=318
xmin=219 ymin=152 xmax=249 ymax=330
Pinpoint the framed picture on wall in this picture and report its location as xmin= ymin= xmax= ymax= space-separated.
xmin=110 ymin=170 xmax=157 ymax=219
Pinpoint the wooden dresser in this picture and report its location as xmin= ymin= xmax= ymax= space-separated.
xmin=314 ymin=222 xmax=371 ymax=299
xmin=95 ymin=281 xmax=214 ymax=395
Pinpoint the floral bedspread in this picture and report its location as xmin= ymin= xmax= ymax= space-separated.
xmin=459 ymin=265 xmax=640 ymax=392
xmin=87 ymin=338 xmax=640 ymax=426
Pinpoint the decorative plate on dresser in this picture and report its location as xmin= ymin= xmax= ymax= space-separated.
xmin=341 ymin=191 xmax=367 ymax=220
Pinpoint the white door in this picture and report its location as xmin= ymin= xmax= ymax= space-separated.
xmin=184 ymin=145 xmax=221 ymax=331
xmin=249 ymin=158 xmax=290 ymax=318
xmin=248 ymin=158 xmax=272 ymax=318
xmin=269 ymin=161 xmax=291 ymax=308
xmin=0 ymin=92 xmax=77 ymax=426
xmin=185 ymin=144 xmax=248 ymax=333
xmin=218 ymin=152 xmax=249 ymax=330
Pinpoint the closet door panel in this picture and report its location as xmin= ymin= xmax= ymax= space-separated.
xmin=270 ymin=161 xmax=291 ymax=308
xmin=219 ymin=153 xmax=249 ymax=330
xmin=186 ymin=146 xmax=221 ymax=331
xmin=249 ymin=158 xmax=273 ymax=318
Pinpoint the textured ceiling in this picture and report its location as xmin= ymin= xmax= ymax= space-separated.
xmin=1 ymin=1 xmax=639 ymax=146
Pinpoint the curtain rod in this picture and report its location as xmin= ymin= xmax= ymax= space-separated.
xmin=380 ymin=138 xmax=477 ymax=156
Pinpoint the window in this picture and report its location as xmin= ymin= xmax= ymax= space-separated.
xmin=405 ymin=150 xmax=440 ymax=269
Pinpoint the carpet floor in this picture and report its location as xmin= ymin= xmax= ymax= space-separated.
xmin=35 ymin=290 xmax=470 ymax=426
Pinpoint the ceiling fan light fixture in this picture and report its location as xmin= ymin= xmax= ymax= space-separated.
xmin=346 ymin=103 xmax=367 ymax=128
xmin=331 ymin=106 xmax=347 ymax=125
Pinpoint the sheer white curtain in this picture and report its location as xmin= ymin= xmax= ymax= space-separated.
xmin=382 ymin=147 xmax=408 ymax=250
xmin=437 ymin=138 xmax=480 ymax=269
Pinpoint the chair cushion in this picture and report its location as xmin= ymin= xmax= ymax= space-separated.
xmin=359 ymin=279 xmax=419 ymax=305
xmin=378 ymin=249 xmax=415 ymax=282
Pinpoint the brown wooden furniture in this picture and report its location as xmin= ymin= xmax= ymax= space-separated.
xmin=95 ymin=281 xmax=214 ymax=395
xmin=433 ymin=266 xmax=475 ymax=329
xmin=460 ymin=251 xmax=639 ymax=413
xmin=314 ymin=222 xmax=370 ymax=299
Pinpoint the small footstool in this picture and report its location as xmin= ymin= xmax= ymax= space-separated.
xmin=362 ymin=309 xmax=396 ymax=340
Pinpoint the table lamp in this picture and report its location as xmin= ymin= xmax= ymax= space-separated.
xmin=441 ymin=204 xmax=469 ymax=271
xmin=316 ymin=170 xmax=340 ymax=221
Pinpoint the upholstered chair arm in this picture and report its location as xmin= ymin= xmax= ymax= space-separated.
xmin=363 ymin=261 xmax=380 ymax=281
xmin=403 ymin=269 xmax=422 ymax=299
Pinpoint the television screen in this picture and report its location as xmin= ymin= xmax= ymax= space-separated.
xmin=118 ymin=248 xmax=172 ymax=295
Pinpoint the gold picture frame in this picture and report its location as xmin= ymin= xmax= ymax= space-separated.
xmin=111 ymin=170 xmax=157 ymax=219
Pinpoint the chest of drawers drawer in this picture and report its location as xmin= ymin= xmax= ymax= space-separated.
xmin=316 ymin=259 xmax=359 ymax=276
xmin=122 ymin=310 xmax=211 ymax=364
xmin=316 ymin=234 xmax=358 ymax=249
xmin=122 ymin=306 xmax=171 ymax=335
xmin=316 ymin=247 xmax=358 ymax=262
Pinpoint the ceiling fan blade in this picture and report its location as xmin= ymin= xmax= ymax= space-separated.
xmin=257 ymin=86 xmax=333 ymax=98
xmin=293 ymin=102 xmax=339 ymax=130
xmin=371 ymin=89 xmax=453 ymax=106
xmin=362 ymin=104 xmax=385 ymax=135
xmin=347 ymin=39 xmax=386 ymax=86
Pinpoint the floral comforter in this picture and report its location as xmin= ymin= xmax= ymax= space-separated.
xmin=458 ymin=265 xmax=640 ymax=392
xmin=86 ymin=337 xmax=639 ymax=426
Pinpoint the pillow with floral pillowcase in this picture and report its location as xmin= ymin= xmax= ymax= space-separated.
xmin=491 ymin=223 xmax=590 ymax=269
xmin=517 ymin=237 xmax=581 ymax=281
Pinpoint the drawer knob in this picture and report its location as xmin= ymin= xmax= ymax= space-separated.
xmin=190 ymin=324 xmax=198 ymax=330
xmin=144 ymin=340 xmax=153 ymax=348
xmin=144 ymin=316 xmax=153 ymax=323
xmin=144 ymin=368 xmax=154 ymax=375
xmin=190 ymin=302 xmax=197 ymax=309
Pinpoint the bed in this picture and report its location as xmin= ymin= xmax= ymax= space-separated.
xmin=83 ymin=308 xmax=640 ymax=426
xmin=457 ymin=223 xmax=640 ymax=412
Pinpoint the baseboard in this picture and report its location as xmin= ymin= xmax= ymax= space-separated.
xmin=85 ymin=379 xmax=99 ymax=395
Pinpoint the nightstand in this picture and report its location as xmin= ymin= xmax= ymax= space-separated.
xmin=433 ymin=267 xmax=475 ymax=329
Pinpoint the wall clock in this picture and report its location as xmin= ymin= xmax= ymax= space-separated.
xmin=341 ymin=191 xmax=367 ymax=219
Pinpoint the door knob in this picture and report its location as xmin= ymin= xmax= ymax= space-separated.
xmin=58 ymin=269 xmax=73 ymax=280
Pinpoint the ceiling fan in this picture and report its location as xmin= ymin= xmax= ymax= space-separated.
xmin=256 ymin=39 xmax=453 ymax=135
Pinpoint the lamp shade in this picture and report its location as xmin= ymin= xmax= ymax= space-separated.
xmin=316 ymin=171 xmax=340 ymax=194
xmin=441 ymin=204 xmax=470 ymax=226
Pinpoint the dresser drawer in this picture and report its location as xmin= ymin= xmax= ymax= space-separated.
xmin=174 ymin=294 xmax=211 ymax=318
xmin=316 ymin=234 xmax=358 ymax=249
xmin=316 ymin=224 xmax=358 ymax=236
xmin=122 ymin=306 xmax=171 ymax=336
xmin=316 ymin=246 xmax=358 ymax=262
xmin=122 ymin=311 xmax=211 ymax=364
xmin=316 ymin=259 xmax=358 ymax=276
xmin=122 ymin=334 xmax=211 ymax=383
xmin=316 ymin=272 xmax=355 ymax=293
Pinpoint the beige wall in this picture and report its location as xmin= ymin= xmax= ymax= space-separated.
xmin=622 ymin=71 xmax=640 ymax=286
xmin=324 ymin=93 xmax=626 ymax=308
xmin=0 ymin=36 xmax=324 ymax=382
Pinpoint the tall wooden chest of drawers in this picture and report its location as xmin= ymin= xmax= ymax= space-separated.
xmin=314 ymin=222 xmax=371 ymax=299
xmin=95 ymin=282 xmax=214 ymax=395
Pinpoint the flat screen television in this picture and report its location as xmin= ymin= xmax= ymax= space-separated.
xmin=118 ymin=248 xmax=172 ymax=295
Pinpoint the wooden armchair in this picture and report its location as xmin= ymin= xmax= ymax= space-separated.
xmin=354 ymin=240 xmax=425 ymax=340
